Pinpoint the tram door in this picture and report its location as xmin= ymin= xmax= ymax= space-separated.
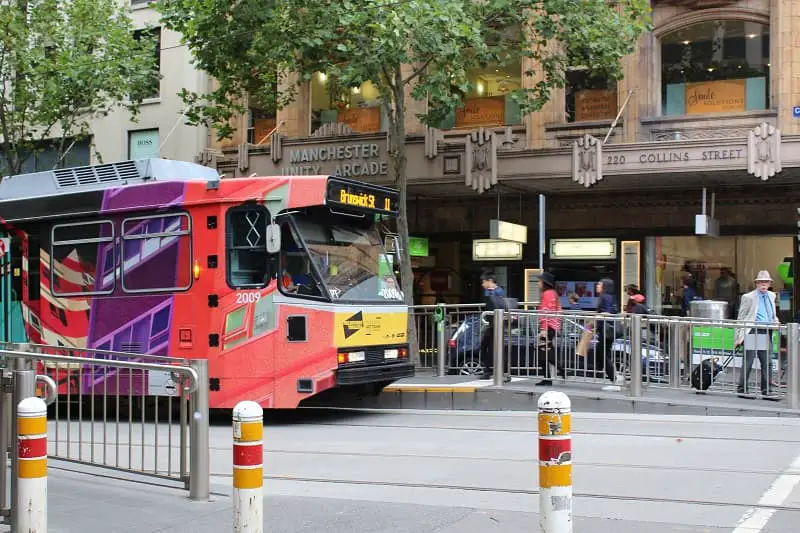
xmin=0 ymin=235 xmax=26 ymax=343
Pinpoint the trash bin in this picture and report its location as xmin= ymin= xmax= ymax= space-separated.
xmin=689 ymin=300 xmax=728 ymax=320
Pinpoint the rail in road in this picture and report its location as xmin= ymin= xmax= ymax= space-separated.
xmin=34 ymin=407 xmax=800 ymax=532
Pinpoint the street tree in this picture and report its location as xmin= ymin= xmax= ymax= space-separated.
xmin=0 ymin=0 xmax=161 ymax=178
xmin=158 ymin=0 xmax=651 ymax=357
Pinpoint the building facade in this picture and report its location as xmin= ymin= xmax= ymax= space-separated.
xmin=209 ymin=0 xmax=800 ymax=319
xmin=85 ymin=0 xmax=210 ymax=165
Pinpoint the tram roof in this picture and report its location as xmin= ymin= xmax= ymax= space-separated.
xmin=0 ymin=158 xmax=220 ymax=205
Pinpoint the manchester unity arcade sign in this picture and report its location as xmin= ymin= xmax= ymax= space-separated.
xmin=279 ymin=142 xmax=389 ymax=177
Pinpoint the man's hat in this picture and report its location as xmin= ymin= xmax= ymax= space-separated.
xmin=755 ymin=270 xmax=773 ymax=282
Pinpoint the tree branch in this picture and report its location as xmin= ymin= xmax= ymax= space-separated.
xmin=402 ymin=57 xmax=433 ymax=86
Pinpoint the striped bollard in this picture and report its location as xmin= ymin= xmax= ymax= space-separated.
xmin=538 ymin=391 xmax=572 ymax=533
xmin=18 ymin=396 xmax=48 ymax=533
xmin=233 ymin=401 xmax=263 ymax=533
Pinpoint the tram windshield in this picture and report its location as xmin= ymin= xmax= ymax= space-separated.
xmin=288 ymin=208 xmax=403 ymax=303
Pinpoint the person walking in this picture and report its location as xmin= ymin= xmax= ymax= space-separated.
xmin=735 ymin=270 xmax=779 ymax=400
xmin=595 ymin=278 xmax=623 ymax=391
xmin=479 ymin=271 xmax=510 ymax=382
xmin=535 ymin=272 xmax=564 ymax=386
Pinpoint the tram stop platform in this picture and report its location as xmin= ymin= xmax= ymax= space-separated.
xmin=312 ymin=371 xmax=800 ymax=418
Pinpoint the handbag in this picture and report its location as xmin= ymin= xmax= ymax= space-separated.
xmin=576 ymin=326 xmax=593 ymax=357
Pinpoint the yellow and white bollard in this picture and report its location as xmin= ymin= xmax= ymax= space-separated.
xmin=538 ymin=391 xmax=572 ymax=533
xmin=233 ymin=401 xmax=263 ymax=533
xmin=18 ymin=396 xmax=48 ymax=533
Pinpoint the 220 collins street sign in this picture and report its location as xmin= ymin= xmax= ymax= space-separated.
xmin=326 ymin=178 xmax=399 ymax=215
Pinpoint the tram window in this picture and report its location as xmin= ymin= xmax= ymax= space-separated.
xmin=121 ymin=213 xmax=192 ymax=293
xmin=226 ymin=206 xmax=271 ymax=288
xmin=51 ymin=220 xmax=114 ymax=296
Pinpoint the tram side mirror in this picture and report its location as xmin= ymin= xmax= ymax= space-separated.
xmin=265 ymin=223 xmax=281 ymax=254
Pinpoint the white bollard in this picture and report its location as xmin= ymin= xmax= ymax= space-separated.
xmin=233 ymin=401 xmax=263 ymax=533
xmin=538 ymin=391 xmax=572 ymax=533
xmin=17 ymin=396 xmax=48 ymax=533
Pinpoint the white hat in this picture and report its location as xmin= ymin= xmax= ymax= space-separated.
xmin=754 ymin=270 xmax=773 ymax=282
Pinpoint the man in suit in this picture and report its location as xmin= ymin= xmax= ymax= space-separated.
xmin=735 ymin=270 xmax=779 ymax=398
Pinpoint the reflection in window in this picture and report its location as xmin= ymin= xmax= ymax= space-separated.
xmin=51 ymin=220 xmax=114 ymax=297
xmin=226 ymin=205 xmax=271 ymax=288
xmin=661 ymin=20 xmax=769 ymax=116
xmin=121 ymin=213 xmax=192 ymax=293
xmin=565 ymin=68 xmax=617 ymax=123
xmin=437 ymin=61 xmax=523 ymax=129
xmin=311 ymin=73 xmax=384 ymax=134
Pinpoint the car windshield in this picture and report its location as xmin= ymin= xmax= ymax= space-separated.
xmin=291 ymin=213 xmax=403 ymax=303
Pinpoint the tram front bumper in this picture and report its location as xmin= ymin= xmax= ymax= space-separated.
xmin=336 ymin=361 xmax=415 ymax=386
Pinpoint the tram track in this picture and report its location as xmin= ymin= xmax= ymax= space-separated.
xmin=207 ymin=471 xmax=800 ymax=513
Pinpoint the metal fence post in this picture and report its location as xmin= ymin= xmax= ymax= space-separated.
xmin=787 ymin=323 xmax=799 ymax=410
xmin=189 ymin=359 xmax=210 ymax=501
xmin=538 ymin=391 xmax=572 ymax=533
xmin=11 ymin=368 xmax=35 ymax=533
xmin=668 ymin=321 xmax=682 ymax=388
xmin=436 ymin=305 xmax=447 ymax=377
xmin=629 ymin=315 xmax=643 ymax=397
xmin=493 ymin=309 xmax=505 ymax=387
xmin=0 ymin=368 xmax=12 ymax=521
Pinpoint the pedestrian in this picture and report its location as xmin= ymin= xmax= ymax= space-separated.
xmin=681 ymin=277 xmax=702 ymax=316
xmin=595 ymin=278 xmax=623 ymax=391
xmin=479 ymin=271 xmax=510 ymax=382
xmin=535 ymin=272 xmax=564 ymax=386
xmin=735 ymin=270 xmax=779 ymax=400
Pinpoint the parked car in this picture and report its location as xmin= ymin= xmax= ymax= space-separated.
xmin=447 ymin=314 xmax=677 ymax=382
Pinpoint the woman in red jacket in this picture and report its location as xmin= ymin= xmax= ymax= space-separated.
xmin=537 ymin=272 xmax=565 ymax=386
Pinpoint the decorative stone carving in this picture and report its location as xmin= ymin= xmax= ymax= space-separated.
xmin=499 ymin=126 xmax=520 ymax=149
xmin=571 ymin=134 xmax=603 ymax=188
xmin=310 ymin=122 xmax=355 ymax=138
xmin=270 ymin=132 xmax=284 ymax=163
xmin=425 ymin=125 xmax=443 ymax=159
xmin=655 ymin=0 xmax=737 ymax=8
xmin=747 ymin=122 xmax=781 ymax=181
xmin=237 ymin=142 xmax=249 ymax=172
xmin=464 ymin=128 xmax=498 ymax=193
xmin=651 ymin=127 xmax=753 ymax=142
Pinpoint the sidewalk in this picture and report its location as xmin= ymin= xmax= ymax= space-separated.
xmin=312 ymin=371 xmax=800 ymax=417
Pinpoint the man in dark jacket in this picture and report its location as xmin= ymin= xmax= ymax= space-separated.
xmin=595 ymin=278 xmax=622 ymax=391
xmin=479 ymin=271 xmax=510 ymax=382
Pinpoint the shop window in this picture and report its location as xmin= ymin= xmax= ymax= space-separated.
xmin=565 ymin=67 xmax=618 ymax=123
xmin=661 ymin=20 xmax=769 ymax=116
xmin=311 ymin=73 xmax=385 ymax=134
xmin=226 ymin=205 xmax=271 ymax=289
xmin=51 ymin=220 xmax=115 ymax=297
xmin=436 ymin=60 xmax=523 ymax=129
xmin=121 ymin=213 xmax=192 ymax=293
xmin=655 ymin=236 xmax=791 ymax=319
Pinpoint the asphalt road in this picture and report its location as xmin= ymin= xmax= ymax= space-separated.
xmin=15 ymin=408 xmax=800 ymax=532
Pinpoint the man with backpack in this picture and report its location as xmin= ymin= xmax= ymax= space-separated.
xmin=479 ymin=271 xmax=511 ymax=382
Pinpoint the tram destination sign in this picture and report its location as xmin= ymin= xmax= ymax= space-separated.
xmin=326 ymin=178 xmax=399 ymax=215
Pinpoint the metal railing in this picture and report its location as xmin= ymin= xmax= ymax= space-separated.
xmin=413 ymin=305 xmax=800 ymax=410
xmin=0 ymin=342 xmax=210 ymax=530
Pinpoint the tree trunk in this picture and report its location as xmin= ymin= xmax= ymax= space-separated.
xmin=387 ymin=81 xmax=419 ymax=365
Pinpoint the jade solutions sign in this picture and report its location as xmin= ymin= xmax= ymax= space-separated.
xmin=280 ymin=141 xmax=389 ymax=178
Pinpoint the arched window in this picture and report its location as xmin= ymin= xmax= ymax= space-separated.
xmin=661 ymin=19 xmax=769 ymax=116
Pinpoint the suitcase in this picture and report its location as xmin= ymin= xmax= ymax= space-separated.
xmin=691 ymin=354 xmax=733 ymax=391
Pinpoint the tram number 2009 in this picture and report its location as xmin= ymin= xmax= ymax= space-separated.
xmin=236 ymin=292 xmax=262 ymax=304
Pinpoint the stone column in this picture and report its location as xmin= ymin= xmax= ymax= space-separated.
xmin=277 ymin=72 xmax=311 ymax=138
xmin=773 ymin=0 xmax=800 ymax=134
xmin=401 ymin=63 xmax=427 ymax=135
xmin=524 ymin=55 xmax=561 ymax=149
xmin=617 ymin=34 xmax=648 ymax=143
